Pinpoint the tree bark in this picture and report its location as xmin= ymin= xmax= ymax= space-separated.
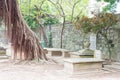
xmin=34 ymin=3 xmax=48 ymax=47
xmin=48 ymin=0 xmax=66 ymax=48
xmin=0 ymin=0 xmax=47 ymax=61
xmin=39 ymin=24 xmax=48 ymax=47
xmin=99 ymin=31 xmax=112 ymax=60
xmin=60 ymin=17 xmax=65 ymax=48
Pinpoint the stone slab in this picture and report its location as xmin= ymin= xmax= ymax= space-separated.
xmin=45 ymin=48 xmax=70 ymax=57
xmin=44 ymin=48 xmax=69 ymax=52
xmin=71 ymin=52 xmax=94 ymax=56
xmin=64 ymin=58 xmax=104 ymax=63
xmin=50 ymin=51 xmax=62 ymax=56
xmin=62 ymin=52 xmax=70 ymax=57
xmin=0 ymin=50 xmax=6 ymax=54
xmin=70 ymin=54 xmax=94 ymax=58
xmin=63 ymin=58 xmax=104 ymax=73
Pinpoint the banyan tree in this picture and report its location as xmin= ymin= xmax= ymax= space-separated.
xmin=0 ymin=0 xmax=47 ymax=60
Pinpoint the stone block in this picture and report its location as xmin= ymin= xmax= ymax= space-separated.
xmin=45 ymin=48 xmax=70 ymax=57
xmin=63 ymin=58 xmax=104 ymax=73
xmin=0 ymin=50 xmax=6 ymax=54
xmin=51 ymin=51 xmax=62 ymax=56
xmin=62 ymin=52 xmax=70 ymax=58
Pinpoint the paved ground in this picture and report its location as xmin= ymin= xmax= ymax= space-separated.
xmin=0 ymin=59 xmax=120 ymax=80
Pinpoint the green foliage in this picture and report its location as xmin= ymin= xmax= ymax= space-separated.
xmin=74 ymin=13 xmax=118 ymax=34
xmin=103 ymin=3 xmax=116 ymax=13
xmin=44 ymin=17 xmax=59 ymax=25
xmin=96 ymin=0 xmax=117 ymax=12
xmin=24 ymin=15 xmax=38 ymax=28
xmin=18 ymin=0 xmax=89 ymax=28
xmin=96 ymin=0 xmax=101 ymax=1
xmin=104 ymin=0 xmax=116 ymax=4
xmin=46 ymin=0 xmax=89 ymax=25
xmin=18 ymin=0 xmax=59 ymax=28
xmin=96 ymin=0 xmax=116 ymax=4
xmin=18 ymin=0 xmax=38 ymax=28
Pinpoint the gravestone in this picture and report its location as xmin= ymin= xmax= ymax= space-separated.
xmin=90 ymin=33 xmax=96 ymax=50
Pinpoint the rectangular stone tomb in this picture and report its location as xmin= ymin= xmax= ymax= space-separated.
xmin=70 ymin=52 xmax=94 ymax=58
xmin=63 ymin=58 xmax=104 ymax=73
xmin=44 ymin=48 xmax=70 ymax=57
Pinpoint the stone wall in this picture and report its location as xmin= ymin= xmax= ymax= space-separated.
xmin=50 ymin=24 xmax=90 ymax=51
xmin=0 ymin=30 xmax=7 ymax=45
xmin=36 ymin=19 xmax=120 ymax=61
xmin=96 ymin=27 xmax=120 ymax=61
xmin=42 ymin=14 xmax=120 ymax=62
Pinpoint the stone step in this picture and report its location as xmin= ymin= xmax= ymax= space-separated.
xmin=102 ymin=68 xmax=118 ymax=72
xmin=0 ymin=59 xmax=9 ymax=63
xmin=112 ymin=62 xmax=120 ymax=65
xmin=103 ymin=64 xmax=120 ymax=72
xmin=0 ymin=55 xmax=8 ymax=59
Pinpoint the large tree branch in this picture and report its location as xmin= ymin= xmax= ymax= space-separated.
xmin=48 ymin=0 xmax=64 ymax=17
xmin=71 ymin=0 xmax=81 ymax=22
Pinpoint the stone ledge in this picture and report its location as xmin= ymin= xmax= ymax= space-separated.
xmin=44 ymin=48 xmax=69 ymax=52
xmin=63 ymin=58 xmax=104 ymax=63
xmin=45 ymin=48 xmax=70 ymax=57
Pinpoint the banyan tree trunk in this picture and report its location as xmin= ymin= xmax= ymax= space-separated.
xmin=0 ymin=0 xmax=47 ymax=60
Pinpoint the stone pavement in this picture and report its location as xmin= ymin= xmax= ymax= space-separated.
xmin=0 ymin=59 xmax=120 ymax=80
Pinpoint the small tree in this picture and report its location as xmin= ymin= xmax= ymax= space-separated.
xmin=74 ymin=13 xmax=119 ymax=61
xmin=48 ymin=0 xmax=88 ymax=48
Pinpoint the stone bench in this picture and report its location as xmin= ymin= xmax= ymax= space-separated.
xmin=63 ymin=58 xmax=104 ymax=73
xmin=44 ymin=48 xmax=70 ymax=57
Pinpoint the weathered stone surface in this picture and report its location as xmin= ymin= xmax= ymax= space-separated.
xmin=45 ymin=48 xmax=70 ymax=57
xmin=70 ymin=54 xmax=94 ymax=58
xmin=63 ymin=58 xmax=104 ymax=73
xmin=71 ymin=49 xmax=94 ymax=56
xmin=70 ymin=49 xmax=102 ymax=59
xmin=0 ymin=50 xmax=6 ymax=54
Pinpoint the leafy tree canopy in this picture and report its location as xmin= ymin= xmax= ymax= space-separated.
xmin=74 ymin=13 xmax=118 ymax=33
xmin=18 ymin=0 xmax=89 ymax=28
xmin=18 ymin=0 xmax=60 ymax=28
xmin=96 ymin=0 xmax=118 ymax=12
